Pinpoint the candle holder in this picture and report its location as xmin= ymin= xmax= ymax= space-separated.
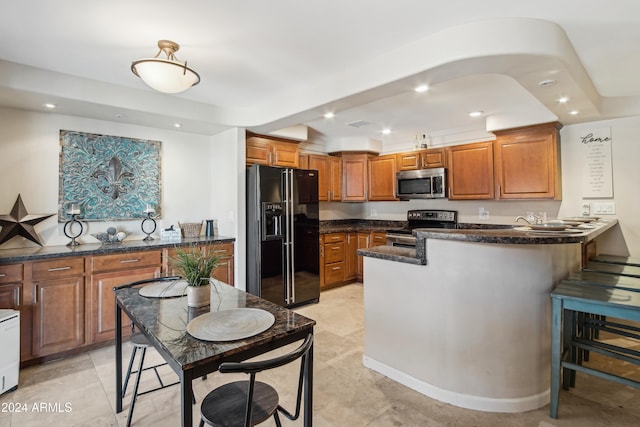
xmin=141 ymin=210 xmax=157 ymax=241
xmin=63 ymin=213 xmax=84 ymax=246
xmin=63 ymin=202 xmax=83 ymax=246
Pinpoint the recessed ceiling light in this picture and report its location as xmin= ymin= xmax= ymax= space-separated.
xmin=569 ymin=110 xmax=579 ymax=116
xmin=538 ymin=79 xmax=557 ymax=87
xmin=324 ymin=112 xmax=335 ymax=119
xmin=173 ymin=123 xmax=182 ymax=128
xmin=382 ymin=128 xmax=391 ymax=135
xmin=43 ymin=103 xmax=56 ymax=109
xmin=414 ymin=85 xmax=429 ymax=93
xmin=115 ymin=113 xmax=125 ymax=119
xmin=557 ymin=96 xmax=570 ymax=104
xmin=468 ymin=111 xmax=483 ymax=117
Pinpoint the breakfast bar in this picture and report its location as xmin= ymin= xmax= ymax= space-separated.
xmin=358 ymin=220 xmax=617 ymax=413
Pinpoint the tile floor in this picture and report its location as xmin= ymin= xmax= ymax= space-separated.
xmin=2 ymin=283 xmax=640 ymax=426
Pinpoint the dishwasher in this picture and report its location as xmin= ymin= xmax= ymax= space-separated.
xmin=0 ymin=309 xmax=19 ymax=395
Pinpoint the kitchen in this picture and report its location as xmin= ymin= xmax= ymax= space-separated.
xmin=1 ymin=1 xmax=640 ymax=425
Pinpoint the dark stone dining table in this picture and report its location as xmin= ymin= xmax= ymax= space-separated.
xmin=114 ymin=280 xmax=316 ymax=427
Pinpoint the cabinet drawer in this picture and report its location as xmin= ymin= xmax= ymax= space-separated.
xmin=324 ymin=233 xmax=344 ymax=244
xmin=0 ymin=264 xmax=23 ymax=284
xmin=371 ymin=233 xmax=387 ymax=246
xmin=92 ymin=251 xmax=161 ymax=273
xmin=32 ymin=257 xmax=85 ymax=280
xmin=324 ymin=262 xmax=345 ymax=285
xmin=324 ymin=242 xmax=345 ymax=264
xmin=209 ymin=243 xmax=234 ymax=258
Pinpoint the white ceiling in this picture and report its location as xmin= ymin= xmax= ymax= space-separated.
xmin=1 ymin=1 xmax=639 ymax=148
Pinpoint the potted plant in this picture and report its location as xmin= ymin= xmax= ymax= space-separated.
xmin=170 ymin=244 xmax=222 ymax=307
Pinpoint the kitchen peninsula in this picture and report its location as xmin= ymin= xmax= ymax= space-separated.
xmin=358 ymin=220 xmax=617 ymax=413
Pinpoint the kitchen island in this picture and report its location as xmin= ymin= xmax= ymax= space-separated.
xmin=358 ymin=220 xmax=617 ymax=413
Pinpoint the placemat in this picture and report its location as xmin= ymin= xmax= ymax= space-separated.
xmin=187 ymin=308 xmax=275 ymax=341
xmin=139 ymin=280 xmax=188 ymax=298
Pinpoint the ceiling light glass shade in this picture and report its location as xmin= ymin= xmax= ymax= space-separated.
xmin=131 ymin=40 xmax=200 ymax=94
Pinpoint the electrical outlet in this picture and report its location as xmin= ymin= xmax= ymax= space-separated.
xmin=479 ymin=207 xmax=489 ymax=219
xmin=581 ymin=203 xmax=590 ymax=216
xmin=370 ymin=208 xmax=377 ymax=217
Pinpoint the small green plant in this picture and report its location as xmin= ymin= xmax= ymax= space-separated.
xmin=170 ymin=245 xmax=221 ymax=287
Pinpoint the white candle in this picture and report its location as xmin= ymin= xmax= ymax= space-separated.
xmin=67 ymin=204 xmax=81 ymax=215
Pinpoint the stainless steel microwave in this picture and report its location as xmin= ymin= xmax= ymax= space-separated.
xmin=396 ymin=167 xmax=447 ymax=199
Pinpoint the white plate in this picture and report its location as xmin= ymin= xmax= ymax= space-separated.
xmin=187 ymin=308 xmax=275 ymax=342
xmin=529 ymin=224 xmax=569 ymax=231
xmin=139 ymin=280 xmax=188 ymax=298
xmin=514 ymin=226 xmax=583 ymax=234
xmin=562 ymin=216 xmax=601 ymax=223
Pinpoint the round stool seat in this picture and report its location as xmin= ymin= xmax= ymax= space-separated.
xmin=130 ymin=332 xmax=150 ymax=348
xmin=200 ymin=380 xmax=279 ymax=427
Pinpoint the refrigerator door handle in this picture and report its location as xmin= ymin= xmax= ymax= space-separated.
xmin=289 ymin=169 xmax=296 ymax=304
xmin=283 ymin=169 xmax=292 ymax=305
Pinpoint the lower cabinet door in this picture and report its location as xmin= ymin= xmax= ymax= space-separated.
xmin=89 ymin=266 xmax=160 ymax=343
xmin=32 ymin=276 xmax=85 ymax=357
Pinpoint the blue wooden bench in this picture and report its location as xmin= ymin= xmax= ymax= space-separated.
xmin=583 ymin=260 xmax=640 ymax=278
xmin=590 ymin=254 xmax=640 ymax=267
xmin=550 ymin=280 xmax=640 ymax=418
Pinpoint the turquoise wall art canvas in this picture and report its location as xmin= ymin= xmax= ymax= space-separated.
xmin=58 ymin=130 xmax=161 ymax=221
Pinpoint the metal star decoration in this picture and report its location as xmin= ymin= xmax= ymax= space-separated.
xmin=0 ymin=194 xmax=55 ymax=246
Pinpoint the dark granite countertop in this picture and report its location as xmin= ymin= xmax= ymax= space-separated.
xmin=415 ymin=219 xmax=617 ymax=244
xmin=359 ymin=219 xmax=618 ymax=265
xmin=0 ymin=235 xmax=235 ymax=264
xmin=320 ymin=219 xmax=406 ymax=234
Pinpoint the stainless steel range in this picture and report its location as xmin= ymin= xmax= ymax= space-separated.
xmin=386 ymin=209 xmax=458 ymax=248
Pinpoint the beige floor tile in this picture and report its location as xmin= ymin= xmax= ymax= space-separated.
xmin=5 ymin=283 xmax=640 ymax=426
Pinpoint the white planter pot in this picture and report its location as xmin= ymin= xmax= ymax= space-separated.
xmin=187 ymin=283 xmax=211 ymax=307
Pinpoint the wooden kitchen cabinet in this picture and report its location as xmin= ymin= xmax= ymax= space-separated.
xmin=308 ymin=154 xmax=342 ymax=201
xmin=345 ymin=232 xmax=358 ymax=281
xmin=321 ymin=233 xmax=346 ymax=289
xmin=341 ymin=153 xmax=370 ymax=201
xmin=209 ymin=243 xmax=235 ymax=286
xmin=0 ymin=264 xmax=22 ymax=309
xmin=447 ymin=141 xmax=495 ymax=200
xmin=397 ymin=148 xmax=446 ymax=170
xmin=246 ymin=134 xmax=299 ymax=168
xmin=31 ymin=257 xmax=86 ymax=357
xmin=89 ymin=251 xmax=161 ymax=343
xmin=370 ymin=232 xmax=387 ymax=247
xmin=493 ymin=122 xmax=562 ymax=199
xmin=368 ymin=154 xmax=397 ymax=201
xmin=166 ymin=243 xmax=234 ymax=286
xmin=356 ymin=232 xmax=370 ymax=281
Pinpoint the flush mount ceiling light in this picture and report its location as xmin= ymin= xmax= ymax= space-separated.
xmin=131 ymin=40 xmax=200 ymax=94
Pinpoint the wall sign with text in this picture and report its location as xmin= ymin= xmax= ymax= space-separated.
xmin=580 ymin=128 xmax=613 ymax=198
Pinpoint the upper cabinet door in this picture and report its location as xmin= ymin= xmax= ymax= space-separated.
xmin=308 ymin=154 xmax=331 ymax=201
xmin=342 ymin=153 xmax=368 ymax=202
xmin=329 ymin=156 xmax=342 ymax=201
xmin=447 ymin=141 xmax=495 ymax=200
xmin=397 ymin=151 xmax=422 ymax=171
xmin=368 ymin=154 xmax=397 ymax=201
xmin=246 ymin=134 xmax=299 ymax=168
xmin=493 ymin=122 xmax=562 ymax=200
xmin=421 ymin=148 xmax=446 ymax=168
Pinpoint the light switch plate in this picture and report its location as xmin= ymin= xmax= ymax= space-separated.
xmin=593 ymin=202 xmax=615 ymax=215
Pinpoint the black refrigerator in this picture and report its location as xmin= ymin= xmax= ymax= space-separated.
xmin=246 ymin=164 xmax=320 ymax=307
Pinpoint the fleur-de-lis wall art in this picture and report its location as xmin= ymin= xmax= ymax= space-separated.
xmin=58 ymin=130 xmax=161 ymax=221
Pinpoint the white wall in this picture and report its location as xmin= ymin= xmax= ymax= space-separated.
xmin=0 ymin=107 xmax=237 ymax=249
xmin=209 ymin=127 xmax=247 ymax=289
